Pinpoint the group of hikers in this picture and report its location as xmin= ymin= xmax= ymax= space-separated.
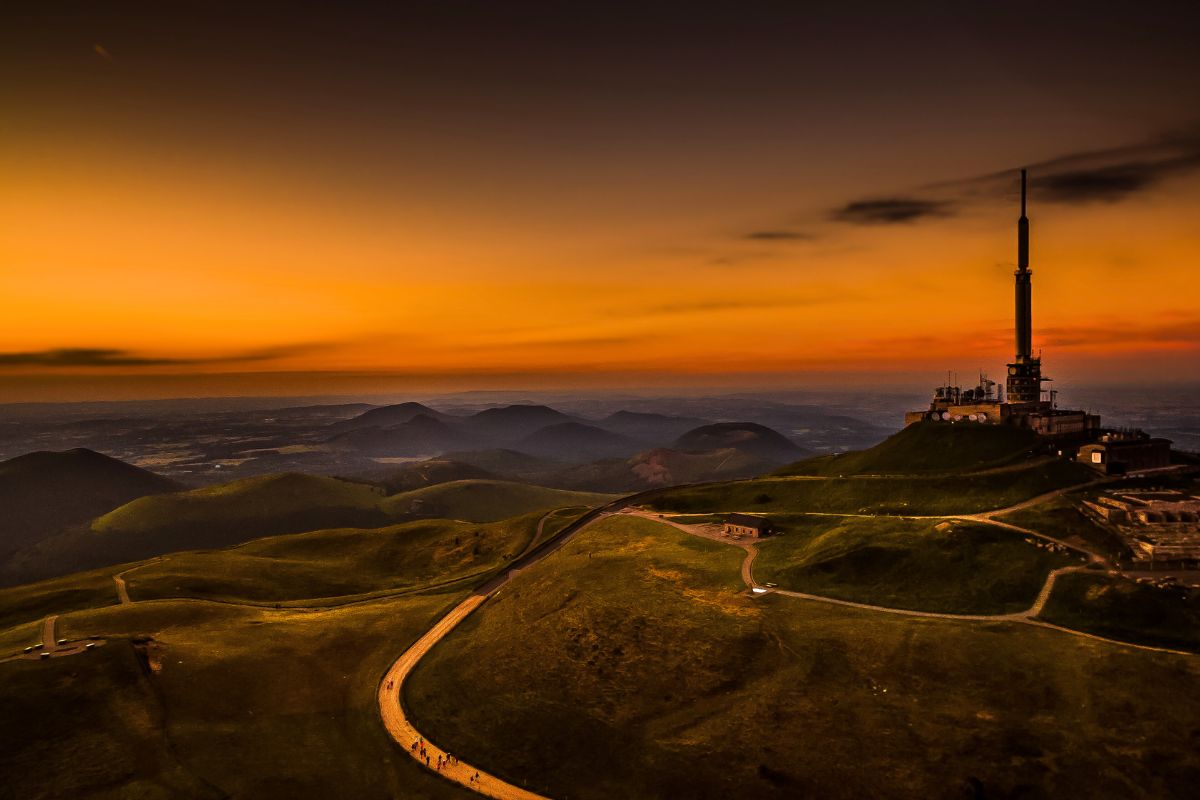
xmin=409 ymin=737 xmax=479 ymax=783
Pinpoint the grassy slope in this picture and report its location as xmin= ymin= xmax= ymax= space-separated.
xmin=1 ymin=598 xmax=471 ymax=800
xmin=753 ymin=516 xmax=1076 ymax=613
xmin=0 ymin=448 xmax=181 ymax=557
xmin=646 ymin=458 xmax=1090 ymax=516
xmin=124 ymin=511 xmax=566 ymax=604
xmin=94 ymin=473 xmax=393 ymax=539
xmin=0 ymin=568 xmax=118 ymax=631
xmin=1039 ymin=572 xmax=1200 ymax=652
xmin=383 ymin=480 xmax=615 ymax=522
xmin=777 ymin=421 xmax=1042 ymax=476
xmin=0 ymin=502 xmax=602 ymax=798
xmin=999 ymin=494 xmax=1131 ymax=559
xmin=407 ymin=515 xmax=1200 ymax=800
xmin=0 ymin=640 xmax=226 ymax=799
xmin=7 ymin=476 xmax=607 ymax=585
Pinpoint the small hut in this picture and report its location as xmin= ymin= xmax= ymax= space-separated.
xmin=723 ymin=513 xmax=773 ymax=538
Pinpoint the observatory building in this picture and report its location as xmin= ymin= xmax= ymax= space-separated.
xmin=905 ymin=170 xmax=1101 ymax=438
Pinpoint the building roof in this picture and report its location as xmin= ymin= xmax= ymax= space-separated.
xmin=726 ymin=513 xmax=771 ymax=530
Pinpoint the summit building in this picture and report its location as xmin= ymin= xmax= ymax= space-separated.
xmin=905 ymin=170 xmax=1100 ymax=438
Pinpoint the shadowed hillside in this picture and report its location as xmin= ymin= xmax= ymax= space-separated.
xmin=548 ymin=447 xmax=775 ymax=492
xmin=515 ymin=422 xmax=640 ymax=462
xmin=330 ymin=402 xmax=454 ymax=431
xmin=0 ymin=449 xmax=180 ymax=557
xmin=328 ymin=414 xmax=476 ymax=456
xmin=673 ymin=422 xmax=809 ymax=462
xmin=776 ymin=421 xmax=1042 ymax=476
xmin=0 ymin=507 xmax=575 ymax=798
xmin=465 ymin=404 xmax=578 ymax=439
xmin=595 ymin=411 xmax=710 ymax=441
xmin=352 ymin=459 xmax=497 ymax=493
xmin=382 ymin=480 xmax=614 ymax=523
xmin=1 ymin=474 xmax=609 ymax=587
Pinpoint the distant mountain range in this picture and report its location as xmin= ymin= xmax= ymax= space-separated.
xmin=322 ymin=402 xmax=825 ymax=491
xmin=0 ymin=394 xmax=897 ymax=486
xmin=0 ymin=397 xmax=892 ymax=587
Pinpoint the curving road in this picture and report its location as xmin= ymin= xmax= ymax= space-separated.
xmin=378 ymin=479 xmax=1198 ymax=798
xmin=377 ymin=502 xmax=643 ymax=800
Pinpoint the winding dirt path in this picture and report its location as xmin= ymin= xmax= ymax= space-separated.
xmin=638 ymin=510 xmax=1198 ymax=657
xmin=42 ymin=615 xmax=57 ymax=650
xmin=377 ymin=502 xmax=639 ymax=800
xmin=112 ymin=557 xmax=164 ymax=605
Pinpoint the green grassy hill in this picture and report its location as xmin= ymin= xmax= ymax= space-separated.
xmin=406 ymin=514 xmax=1200 ymax=799
xmin=2 ymin=596 xmax=472 ymax=799
xmin=123 ymin=509 xmax=585 ymax=605
xmin=353 ymin=458 xmax=497 ymax=493
xmin=0 ymin=568 xmax=119 ymax=631
xmin=0 ymin=501 xmax=602 ymax=797
xmin=998 ymin=493 xmax=1131 ymax=559
xmin=95 ymin=472 xmax=391 ymax=537
xmin=777 ymin=421 xmax=1043 ymax=476
xmin=752 ymin=515 xmax=1075 ymax=613
xmin=4 ymin=475 xmax=610 ymax=586
xmin=2 ymin=638 xmax=228 ymax=798
xmin=382 ymin=479 xmax=614 ymax=522
xmin=1038 ymin=572 xmax=1200 ymax=652
xmin=646 ymin=457 xmax=1091 ymax=517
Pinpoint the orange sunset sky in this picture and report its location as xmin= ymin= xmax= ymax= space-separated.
xmin=3 ymin=3 xmax=1199 ymax=401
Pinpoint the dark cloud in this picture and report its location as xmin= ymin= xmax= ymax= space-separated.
xmin=929 ymin=127 xmax=1200 ymax=205
xmin=0 ymin=345 xmax=325 ymax=368
xmin=832 ymin=197 xmax=952 ymax=225
xmin=0 ymin=349 xmax=182 ymax=367
xmin=1038 ymin=155 xmax=1200 ymax=203
xmin=742 ymin=230 xmax=811 ymax=241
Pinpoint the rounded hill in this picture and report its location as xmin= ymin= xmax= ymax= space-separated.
xmin=0 ymin=448 xmax=180 ymax=555
xmin=775 ymin=421 xmax=1043 ymax=476
xmin=515 ymin=422 xmax=639 ymax=462
xmin=383 ymin=480 xmax=615 ymax=522
xmin=673 ymin=422 xmax=807 ymax=462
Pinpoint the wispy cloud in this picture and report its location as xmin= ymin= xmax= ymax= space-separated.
xmin=930 ymin=126 xmax=1200 ymax=206
xmin=0 ymin=344 xmax=329 ymax=368
xmin=831 ymin=197 xmax=953 ymax=225
xmin=0 ymin=349 xmax=181 ymax=367
xmin=644 ymin=298 xmax=825 ymax=315
xmin=1037 ymin=157 xmax=1200 ymax=204
xmin=742 ymin=230 xmax=811 ymax=241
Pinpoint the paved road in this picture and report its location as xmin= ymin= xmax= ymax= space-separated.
xmin=377 ymin=503 xmax=639 ymax=800
xmin=378 ymin=590 xmax=546 ymax=800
